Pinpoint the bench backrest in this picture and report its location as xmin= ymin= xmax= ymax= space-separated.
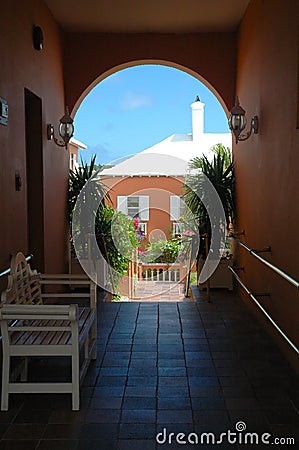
xmin=1 ymin=253 xmax=42 ymax=306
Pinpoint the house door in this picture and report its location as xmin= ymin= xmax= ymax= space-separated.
xmin=24 ymin=89 xmax=45 ymax=272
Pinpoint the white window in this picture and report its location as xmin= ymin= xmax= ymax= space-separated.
xmin=117 ymin=195 xmax=149 ymax=220
xmin=170 ymin=195 xmax=183 ymax=221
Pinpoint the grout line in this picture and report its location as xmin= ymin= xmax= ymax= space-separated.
xmin=91 ymin=303 xmax=121 ymax=402
xmin=116 ymin=302 xmax=140 ymax=448
xmin=177 ymin=302 xmax=194 ymax=431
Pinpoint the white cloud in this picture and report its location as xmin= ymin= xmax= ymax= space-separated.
xmin=120 ymin=91 xmax=152 ymax=111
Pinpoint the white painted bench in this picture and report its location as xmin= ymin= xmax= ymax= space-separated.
xmin=0 ymin=252 xmax=97 ymax=411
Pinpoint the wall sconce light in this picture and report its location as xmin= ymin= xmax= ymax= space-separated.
xmin=47 ymin=107 xmax=74 ymax=149
xmin=228 ymin=97 xmax=258 ymax=144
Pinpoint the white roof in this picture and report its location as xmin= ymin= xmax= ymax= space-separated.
xmin=70 ymin=137 xmax=87 ymax=149
xmin=100 ymin=132 xmax=232 ymax=177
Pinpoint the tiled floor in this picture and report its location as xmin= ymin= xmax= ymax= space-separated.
xmin=0 ymin=289 xmax=298 ymax=449
xmin=132 ymin=281 xmax=187 ymax=301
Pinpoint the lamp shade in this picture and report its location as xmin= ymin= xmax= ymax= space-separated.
xmin=228 ymin=97 xmax=247 ymax=131
xmin=58 ymin=107 xmax=74 ymax=144
xmin=229 ymin=113 xmax=247 ymax=132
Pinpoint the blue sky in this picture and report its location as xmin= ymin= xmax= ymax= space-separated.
xmin=74 ymin=64 xmax=230 ymax=165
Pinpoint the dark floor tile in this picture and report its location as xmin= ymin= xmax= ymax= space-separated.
xmin=225 ymin=398 xmax=261 ymax=410
xmin=218 ymin=377 xmax=251 ymax=388
xmin=188 ymin=376 xmax=220 ymax=387
xmin=92 ymin=386 xmax=125 ymax=398
xmin=221 ymin=386 xmax=255 ymax=398
xmin=158 ymin=359 xmax=185 ymax=368
xmin=132 ymin=345 xmax=157 ymax=353
xmin=158 ymin=397 xmax=191 ymax=410
xmin=37 ymin=440 xmax=79 ymax=450
xmin=3 ymin=424 xmax=46 ymax=440
xmin=158 ymin=352 xmax=184 ymax=360
xmin=187 ymin=367 xmax=217 ymax=376
xmin=128 ymin=367 xmax=157 ymax=377
xmin=99 ymin=367 xmax=128 ymax=376
xmin=190 ymin=386 xmax=223 ymax=397
xmin=158 ymin=386 xmax=189 ymax=397
xmin=159 ymin=377 xmax=188 ymax=387
xmin=96 ymin=376 xmax=127 ymax=387
xmin=77 ymin=439 xmax=117 ymax=450
xmin=13 ymin=410 xmax=51 ymax=424
xmin=131 ymin=352 xmax=157 ymax=359
xmin=0 ymin=426 xmax=9 ymax=440
xmin=191 ymin=397 xmax=226 ymax=410
xmin=127 ymin=376 xmax=157 ymax=386
xmin=124 ymin=386 xmax=156 ymax=397
xmin=118 ymin=439 xmax=155 ymax=450
xmin=43 ymin=423 xmax=81 ymax=439
xmin=158 ymin=409 xmax=193 ymax=424
xmin=123 ymin=397 xmax=156 ymax=410
xmin=193 ymin=410 xmax=231 ymax=426
xmin=121 ymin=409 xmax=156 ymax=423
xmin=119 ymin=422 xmax=157 ymax=439
xmin=0 ymin=411 xmax=19 ymax=425
xmin=158 ymin=368 xmax=186 ymax=376
xmin=87 ymin=397 xmax=122 ymax=410
xmin=0 ymin=441 xmax=38 ymax=450
xmin=84 ymin=409 xmax=120 ymax=423
xmin=129 ymin=359 xmax=157 ymax=369
xmin=79 ymin=423 xmax=118 ymax=439
xmin=48 ymin=409 xmax=86 ymax=424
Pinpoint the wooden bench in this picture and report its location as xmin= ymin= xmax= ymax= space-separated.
xmin=0 ymin=252 xmax=97 ymax=411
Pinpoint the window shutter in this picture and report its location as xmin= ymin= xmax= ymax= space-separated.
xmin=117 ymin=196 xmax=127 ymax=215
xmin=139 ymin=196 xmax=149 ymax=221
xmin=170 ymin=195 xmax=180 ymax=221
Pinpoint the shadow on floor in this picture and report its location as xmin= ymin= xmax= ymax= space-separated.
xmin=0 ymin=288 xmax=298 ymax=449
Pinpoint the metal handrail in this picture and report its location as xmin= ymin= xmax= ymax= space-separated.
xmin=229 ymin=267 xmax=299 ymax=355
xmin=0 ymin=254 xmax=33 ymax=278
xmin=232 ymin=237 xmax=299 ymax=289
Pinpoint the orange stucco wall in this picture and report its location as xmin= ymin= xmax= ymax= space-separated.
xmin=234 ymin=0 xmax=299 ymax=370
xmin=0 ymin=0 xmax=69 ymax=278
xmin=63 ymin=32 xmax=237 ymax=113
xmin=103 ymin=175 xmax=184 ymax=240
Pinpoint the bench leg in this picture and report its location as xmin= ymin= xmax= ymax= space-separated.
xmin=20 ymin=357 xmax=29 ymax=382
xmin=71 ymin=324 xmax=80 ymax=411
xmin=71 ymin=351 xmax=80 ymax=410
xmin=84 ymin=336 xmax=89 ymax=360
xmin=91 ymin=321 xmax=97 ymax=360
xmin=1 ymin=352 xmax=10 ymax=411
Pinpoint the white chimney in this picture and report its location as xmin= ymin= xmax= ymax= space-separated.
xmin=190 ymin=95 xmax=205 ymax=142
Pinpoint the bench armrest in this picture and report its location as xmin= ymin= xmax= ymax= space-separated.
xmin=40 ymin=274 xmax=97 ymax=310
xmin=0 ymin=303 xmax=78 ymax=321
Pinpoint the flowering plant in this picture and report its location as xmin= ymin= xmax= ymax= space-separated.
xmin=133 ymin=219 xmax=145 ymax=242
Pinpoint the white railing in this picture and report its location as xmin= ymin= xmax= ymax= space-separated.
xmin=139 ymin=263 xmax=186 ymax=282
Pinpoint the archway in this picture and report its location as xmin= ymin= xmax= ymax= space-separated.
xmin=72 ymin=59 xmax=230 ymax=118
xmin=69 ymin=62 xmax=232 ymax=301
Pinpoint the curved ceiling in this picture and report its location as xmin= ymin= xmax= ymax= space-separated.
xmin=45 ymin=0 xmax=250 ymax=33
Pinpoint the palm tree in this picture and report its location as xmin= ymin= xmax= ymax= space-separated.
xmin=183 ymin=143 xmax=235 ymax=257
